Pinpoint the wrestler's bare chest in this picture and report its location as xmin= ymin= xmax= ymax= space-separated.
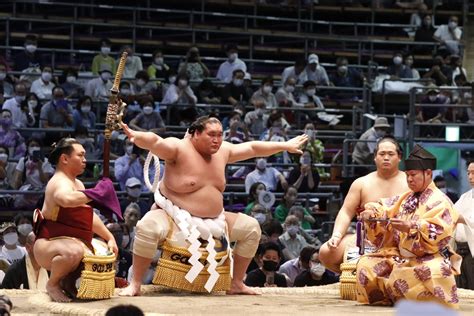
xmin=360 ymin=174 xmax=408 ymax=206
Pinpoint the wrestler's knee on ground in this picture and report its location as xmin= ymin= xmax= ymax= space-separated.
xmin=229 ymin=213 xmax=261 ymax=258
xmin=133 ymin=208 xmax=170 ymax=259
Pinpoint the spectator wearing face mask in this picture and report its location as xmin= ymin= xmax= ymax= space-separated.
xmin=288 ymin=150 xmax=320 ymax=193
xmin=216 ymin=43 xmax=247 ymax=83
xmin=73 ymin=126 xmax=99 ymax=161
xmin=416 ymin=85 xmax=449 ymax=123
xmin=275 ymin=76 xmax=302 ymax=109
xmin=22 ymin=93 xmax=41 ymax=128
xmin=422 ymin=55 xmax=451 ymax=86
xmin=0 ymin=63 xmax=13 ymax=99
xmin=123 ymin=203 xmax=141 ymax=251
xmin=250 ymin=203 xmax=273 ymax=228
xmin=279 ymin=215 xmax=309 ymax=260
xmin=244 ymin=103 xmax=268 ymax=136
xmin=39 ymin=86 xmax=73 ymax=143
xmin=250 ymin=76 xmax=277 ymax=110
xmin=386 ymin=52 xmax=413 ymax=79
xmin=281 ymin=58 xmax=308 ymax=86
xmin=147 ymin=49 xmax=170 ymax=80
xmin=245 ymin=157 xmax=288 ymax=193
xmin=106 ymin=222 xmax=132 ymax=281
xmin=178 ymin=46 xmax=210 ymax=83
xmin=91 ymin=38 xmax=115 ymax=76
xmin=330 ymin=57 xmax=365 ymax=88
xmin=293 ymin=249 xmax=339 ymax=287
xmin=304 ymin=54 xmax=329 ymax=86
xmin=433 ymin=175 xmax=459 ymax=203
xmin=13 ymin=34 xmax=44 ymax=72
xmin=0 ymin=223 xmax=26 ymax=265
xmin=223 ymin=110 xmax=249 ymax=144
xmin=302 ymin=123 xmax=327 ymax=178
xmin=244 ymin=182 xmax=267 ymax=215
xmin=403 ymin=54 xmax=420 ymax=80
xmin=118 ymin=45 xmax=143 ymax=79
xmin=85 ymin=63 xmax=113 ymax=101
xmin=60 ymin=67 xmax=84 ymax=99
xmin=120 ymin=177 xmax=151 ymax=218
xmin=3 ymin=83 xmax=35 ymax=129
xmin=245 ymin=241 xmax=287 ymax=287
xmin=299 ymin=80 xmax=342 ymax=126
xmin=259 ymin=111 xmax=291 ymax=164
xmin=0 ymin=109 xmax=26 ymax=159
xmin=433 ymin=15 xmax=463 ymax=56
xmin=134 ymin=71 xmax=157 ymax=97
xmin=13 ymin=213 xmax=33 ymax=247
xmin=129 ymin=98 xmax=165 ymax=134
xmin=278 ymin=246 xmax=317 ymax=287
xmin=30 ymin=66 xmax=56 ymax=100
xmin=72 ymin=96 xmax=96 ymax=130
xmin=162 ymin=73 xmax=198 ymax=125
xmin=0 ymin=145 xmax=17 ymax=190
xmin=222 ymin=69 xmax=251 ymax=106
xmin=352 ymin=117 xmax=391 ymax=166
xmin=161 ymin=69 xmax=177 ymax=101
xmin=274 ymin=187 xmax=314 ymax=230
xmin=114 ymin=140 xmax=146 ymax=191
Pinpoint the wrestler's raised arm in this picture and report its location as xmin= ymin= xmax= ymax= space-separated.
xmin=225 ymin=134 xmax=308 ymax=163
xmin=52 ymin=182 xmax=91 ymax=208
xmin=121 ymin=122 xmax=179 ymax=161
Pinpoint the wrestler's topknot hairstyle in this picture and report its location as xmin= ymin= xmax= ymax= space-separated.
xmin=49 ymin=137 xmax=81 ymax=165
xmin=187 ymin=115 xmax=221 ymax=136
xmin=374 ymin=136 xmax=403 ymax=156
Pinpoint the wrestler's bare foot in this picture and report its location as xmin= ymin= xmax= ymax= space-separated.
xmin=60 ymin=276 xmax=78 ymax=298
xmin=46 ymin=282 xmax=72 ymax=302
xmin=226 ymin=280 xmax=259 ymax=295
xmin=119 ymin=282 xmax=141 ymax=296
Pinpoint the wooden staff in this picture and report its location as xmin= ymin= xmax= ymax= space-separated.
xmin=103 ymin=51 xmax=128 ymax=178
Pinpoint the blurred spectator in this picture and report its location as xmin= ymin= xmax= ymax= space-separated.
xmin=60 ymin=67 xmax=84 ymax=99
xmin=216 ymin=43 xmax=247 ymax=83
xmin=0 ymin=145 xmax=17 ymax=189
xmin=0 ymin=223 xmax=26 ymax=264
xmin=274 ymin=187 xmax=314 ymax=229
xmin=123 ymin=203 xmax=141 ymax=249
xmin=386 ymin=52 xmax=413 ymax=79
xmin=288 ymin=206 xmax=318 ymax=245
xmin=106 ymin=304 xmax=144 ymax=316
xmin=422 ymin=55 xmax=450 ymax=86
xmin=281 ymin=58 xmax=308 ymax=85
xmin=288 ymin=150 xmax=320 ymax=193
xmin=0 ymin=109 xmax=26 ymax=159
xmin=114 ymin=139 xmax=146 ymax=191
xmin=279 ymin=215 xmax=309 ymax=260
xmin=85 ymin=63 xmax=113 ymax=101
xmin=72 ymin=96 xmax=96 ymax=130
xmin=294 ymin=248 xmax=339 ymax=287
xmin=134 ymin=70 xmax=157 ymax=97
xmin=275 ymin=76 xmax=302 ymax=107
xmin=39 ymin=86 xmax=73 ymax=131
xmin=352 ymin=117 xmax=391 ymax=166
xmin=73 ymin=126 xmax=99 ymax=161
xmin=449 ymin=55 xmax=467 ymax=86
xmin=120 ymin=177 xmax=151 ymax=217
xmin=161 ymin=69 xmax=177 ymax=101
xmin=250 ymin=76 xmax=277 ymax=109
xmin=302 ymin=123 xmax=327 ymax=178
xmin=196 ymin=79 xmax=221 ymax=104
xmin=106 ymin=223 xmax=132 ymax=281
xmin=245 ymin=157 xmax=288 ymax=193
xmin=433 ymin=15 xmax=462 ymax=56
xmin=462 ymin=92 xmax=474 ymax=124
xmin=0 ymin=63 xmax=13 ymax=98
xmin=91 ymin=38 xmax=115 ymax=76
xmin=24 ymin=93 xmax=41 ymax=125
xmin=14 ymin=214 xmax=33 ymax=246
xmin=259 ymin=111 xmax=290 ymax=164
xmin=221 ymin=69 xmax=250 ymax=106
xmin=244 ymin=182 xmax=267 ymax=215
xmin=129 ymin=97 xmax=165 ymax=134
xmin=30 ymin=66 xmax=55 ymax=100
xmin=249 ymin=203 xmax=273 ymax=227
xmin=13 ymin=34 xmax=43 ymax=72
xmin=3 ymin=83 xmax=34 ymax=128
xmin=162 ymin=73 xmax=198 ymax=125
xmin=434 ymin=175 xmax=459 ymax=203
xmin=245 ymin=241 xmax=287 ymax=287
xmin=278 ymin=246 xmax=317 ymax=287
xmin=416 ymin=86 xmax=449 ymax=123
xmin=330 ymin=57 xmax=365 ymax=87
xmin=414 ymin=14 xmax=435 ymax=53
xmin=298 ymin=80 xmax=342 ymax=126
xmin=147 ymin=49 xmax=170 ymax=80
xmin=178 ymin=46 xmax=210 ymax=83
xmin=244 ymin=102 xmax=268 ymax=135
xmin=223 ymin=110 xmax=249 ymax=144
xmin=243 ymin=72 xmax=254 ymax=98
xmin=404 ymin=54 xmax=420 ymax=79
xmin=1 ymin=232 xmax=48 ymax=290
xmin=305 ymin=54 xmax=329 ymax=86
xmin=119 ymin=46 xmax=143 ymax=78
xmin=401 ymin=1 xmax=428 ymax=37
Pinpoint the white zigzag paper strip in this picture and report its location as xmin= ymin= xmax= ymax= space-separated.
xmin=185 ymin=225 xmax=204 ymax=283
xmin=204 ymin=236 xmax=218 ymax=292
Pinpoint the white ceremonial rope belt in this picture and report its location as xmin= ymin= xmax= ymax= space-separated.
xmin=154 ymin=187 xmax=233 ymax=292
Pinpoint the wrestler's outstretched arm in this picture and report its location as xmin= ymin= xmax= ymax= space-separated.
xmin=121 ymin=122 xmax=179 ymax=161
xmin=225 ymin=134 xmax=308 ymax=163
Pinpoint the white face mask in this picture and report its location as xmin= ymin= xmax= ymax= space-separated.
xmin=15 ymin=95 xmax=26 ymax=104
xmin=82 ymin=105 xmax=91 ymax=113
xmin=127 ymin=187 xmax=141 ymax=198
xmin=449 ymin=21 xmax=458 ymax=29
xmin=178 ymin=79 xmax=188 ymax=87
xmin=136 ymin=79 xmax=146 ymax=87
xmin=154 ymin=57 xmax=163 ymax=65
xmin=25 ymin=44 xmax=37 ymax=53
xmin=143 ymin=106 xmax=153 ymax=115
xmin=66 ymin=76 xmax=76 ymax=83
xmin=126 ymin=145 xmax=133 ymax=155
xmin=338 ymin=65 xmax=348 ymax=73
xmin=0 ymin=153 xmax=8 ymax=163
xmin=233 ymin=79 xmax=243 ymax=87
xmin=263 ymin=85 xmax=272 ymax=94
xmin=440 ymin=187 xmax=448 ymax=193
xmin=305 ymin=129 xmax=314 ymax=138
xmin=28 ymin=100 xmax=38 ymax=109
xmin=393 ymin=56 xmax=403 ymax=65
xmin=169 ymin=76 xmax=177 ymax=84
xmin=375 ymin=129 xmax=386 ymax=138
xmin=0 ymin=72 xmax=6 ymax=81
xmin=228 ymin=53 xmax=238 ymax=62
xmin=256 ymin=158 xmax=267 ymax=170
xmin=306 ymin=89 xmax=316 ymax=96
xmin=253 ymin=213 xmax=266 ymax=225
xmin=17 ymin=223 xmax=33 ymax=236
xmin=121 ymin=88 xmax=131 ymax=96
xmin=101 ymin=46 xmax=111 ymax=55
xmin=310 ymin=263 xmax=325 ymax=278
xmin=3 ymin=232 xmax=18 ymax=245
xmin=126 ymin=56 xmax=133 ymax=64
xmin=285 ymin=85 xmax=295 ymax=93
xmin=101 ymin=72 xmax=111 ymax=81
xmin=41 ymin=71 xmax=52 ymax=82
xmin=28 ymin=146 xmax=40 ymax=156
xmin=121 ymin=235 xmax=130 ymax=248
xmin=429 ymin=95 xmax=437 ymax=102
xmin=287 ymin=225 xmax=299 ymax=236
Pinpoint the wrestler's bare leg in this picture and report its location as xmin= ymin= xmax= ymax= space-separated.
xmin=60 ymin=266 xmax=82 ymax=298
xmin=319 ymin=234 xmax=354 ymax=274
xmin=34 ymin=238 xmax=84 ymax=302
xmin=119 ymin=254 xmax=152 ymax=296
xmin=224 ymin=211 xmax=258 ymax=295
